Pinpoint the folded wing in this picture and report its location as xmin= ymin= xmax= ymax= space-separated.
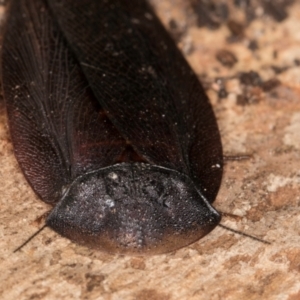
xmin=2 ymin=0 xmax=128 ymax=204
xmin=48 ymin=0 xmax=223 ymax=201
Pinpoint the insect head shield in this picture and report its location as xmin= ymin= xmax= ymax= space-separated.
xmin=47 ymin=163 xmax=221 ymax=254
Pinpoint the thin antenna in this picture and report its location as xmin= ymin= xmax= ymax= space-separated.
xmin=13 ymin=224 xmax=48 ymax=253
xmin=223 ymin=154 xmax=252 ymax=162
xmin=218 ymin=223 xmax=271 ymax=245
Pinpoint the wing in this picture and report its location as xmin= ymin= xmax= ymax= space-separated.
xmin=2 ymin=0 xmax=127 ymax=204
xmin=47 ymin=0 xmax=223 ymax=201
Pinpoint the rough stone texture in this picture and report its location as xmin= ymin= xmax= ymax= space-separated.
xmin=0 ymin=1 xmax=300 ymax=299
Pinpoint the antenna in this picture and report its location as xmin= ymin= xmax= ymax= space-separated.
xmin=223 ymin=154 xmax=252 ymax=162
xmin=13 ymin=224 xmax=48 ymax=253
xmin=218 ymin=223 xmax=271 ymax=244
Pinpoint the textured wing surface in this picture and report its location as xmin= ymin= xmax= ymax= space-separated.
xmin=48 ymin=0 xmax=223 ymax=201
xmin=2 ymin=0 xmax=127 ymax=203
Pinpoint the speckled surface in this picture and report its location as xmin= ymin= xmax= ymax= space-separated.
xmin=0 ymin=1 xmax=300 ymax=299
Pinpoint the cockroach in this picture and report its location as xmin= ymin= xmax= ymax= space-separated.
xmin=1 ymin=0 xmax=225 ymax=255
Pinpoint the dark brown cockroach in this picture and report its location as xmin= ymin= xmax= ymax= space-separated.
xmin=1 ymin=0 xmax=224 ymax=255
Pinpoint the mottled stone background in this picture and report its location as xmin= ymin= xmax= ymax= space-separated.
xmin=0 ymin=1 xmax=299 ymax=299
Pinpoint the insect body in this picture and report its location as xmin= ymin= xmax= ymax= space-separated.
xmin=2 ymin=0 xmax=223 ymax=254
